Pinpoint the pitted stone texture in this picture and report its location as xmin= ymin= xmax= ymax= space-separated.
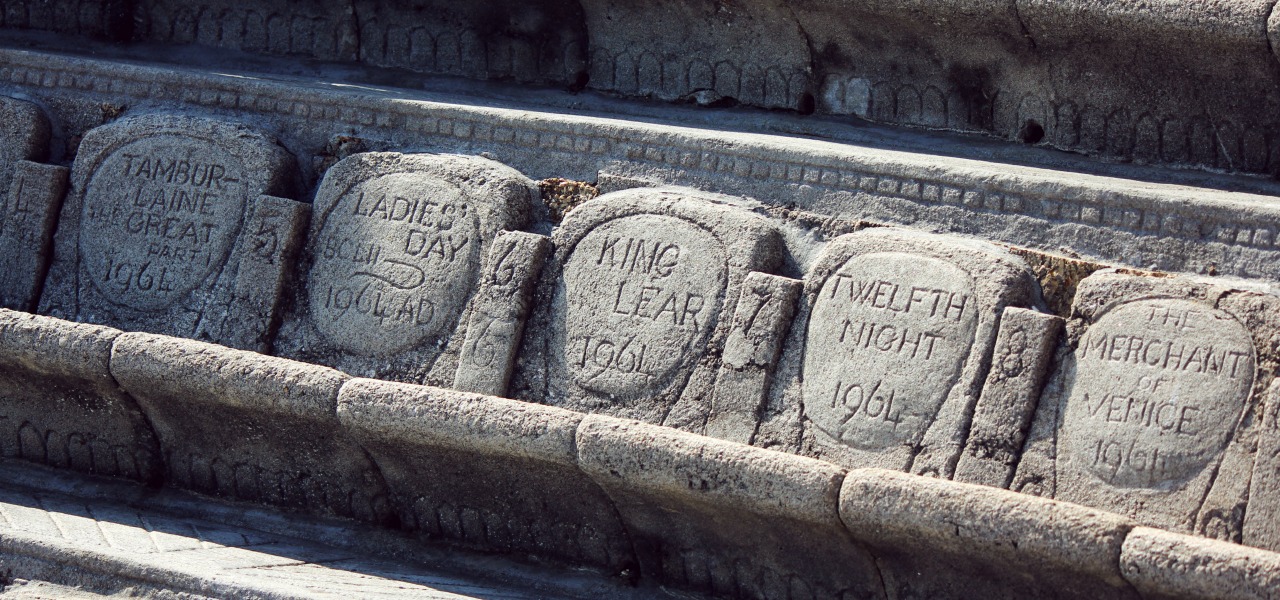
xmin=0 ymin=96 xmax=49 ymax=197
xmin=0 ymin=97 xmax=56 ymax=311
xmin=516 ymin=187 xmax=784 ymax=427
xmin=840 ymin=469 xmax=1137 ymax=600
xmin=765 ymin=228 xmax=1040 ymax=476
xmin=109 ymin=333 xmax=391 ymax=522
xmin=576 ymin=415 xmax=885 ymax=600
xmin=337 ymin=379 xmax=635 ymax=572
xmin=0 ymin=310 xmax=159 ymax=482
xmin=38 ymin=115 xmax=303 ymax=352
xmin=453 ymin=231 xmax=551 ymax=397
xmin=1121 ymin=527 xmax=1280 ymax=600
xmin=704 ymin=272 xmax=802 ymax=444
xmin=0 ymin=162 xmax=67 ymax=312
xmin=1014 ymin=271 xmax=1269 ymax=540
xmin=954 ymin=307 xmax=1063 ymax=488
xmin=274 ymin=152 xmax=534 ymax=385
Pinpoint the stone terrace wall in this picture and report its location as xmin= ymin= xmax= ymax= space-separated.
xmin=4 ymin=309 xmax=1280 ymax=599
xmin=1 ymin=0 xmax=1278 ymax=175
xmin=0 ymin=22 xmax=1279 ymax=598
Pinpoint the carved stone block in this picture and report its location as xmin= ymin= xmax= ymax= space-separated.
xmin=1014 ymin=271 xmax=1270 ymax=541
xmin=38 ymin=115 xmax=305 ymax=352
xmin=274 ymin=152 xmax=534 ymax=385
xmin=516 ymin=187 xmax=786 ymax=427
xmin=773 ymin=227 xmax=1043 ymax=476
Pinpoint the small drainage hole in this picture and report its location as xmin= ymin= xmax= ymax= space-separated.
xmin=1019 ymin=120 xmax=1045 ymax=144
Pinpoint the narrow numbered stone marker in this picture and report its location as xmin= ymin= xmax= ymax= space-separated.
xmin=39 ymin=115 xmax=304 ymax=351
xmin=275 ymin=152 xmax=534 ymax=383
xmin=454 ymin=230 xmax=551 ymax=396
xmin=0 ymin=97 xmax=58 ymax=311
xmin=705 ymin=271 xmax=802 ymax=443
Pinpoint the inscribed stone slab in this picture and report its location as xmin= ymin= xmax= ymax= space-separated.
xmin=515 ymin=187 xmax=785 ymax=426
xmin=1013 ymin=271 xmax=1265 ymax=538
xmin=770 ymin=228 xmax=1041 ymax=475
xmin=0 ymin=97 xmax=57 ymax=311
xmin=37 ymin=115 xmax=304 ymax=352
xmin=274 ymin=152 xmax=534 ymax=385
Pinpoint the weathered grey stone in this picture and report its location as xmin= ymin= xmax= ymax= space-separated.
xmin=38 ymin=115 xmax=305 ymax=352
xmin=770 ymin=227 xmax=1041 ymax=476
xmin=580 ymin=1 xmax=810 ymax=111
xmin=453 ymin=230 xmax=550 ymax=397
xmin=840 ymin=468 xmax=1137 ymax=600
xmin=1244 ymin=381 xmax=1280 ymax=551
xmin=1013 ymin=271 xmax=1267 ymax=539
xmin=575 ymin=415 xmax=885 ymax=600
xmin=0 ymin=309 xmax=159 ymax=482
xmin=109 ymin=333 xmax=392 ymax=522
xmin=274 ymin=152 xmax=534 ymax=385
xmin=0 ymin=97 xmax=49 ymax=196
xmin=1121 ymin=526 xmax=1280 ymax=600
xmin=336 ymin=379 xmax=635 ymax=572
xmin=0 ymin=161 xmax=68 ymax=312
xmin=517 ymin=187 xmax=785 ymax=426
xmin=0 ymin=97 xmax=57 ymax=312
xmin=704 ymin=272 xmax=801 ymax=444
xmin=954 ymin=307 xmax=1063 ymax=488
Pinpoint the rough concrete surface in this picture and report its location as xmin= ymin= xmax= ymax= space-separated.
xmin=0 ymin=459 xmax=664 ymax=600
xmin=108 ymin=333 xmax=391 ymax=522
xmin=575 ymin=414 xmax=885 ymax=600
xmin=336 ymin=378 xmax=635 ymax=573
xmin=0 ymin=309 xmax=160 ymax=482
xmin=841 ymin=468 xmax=1138 ymax=600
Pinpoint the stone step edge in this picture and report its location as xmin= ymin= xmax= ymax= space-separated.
xmin=3 ymin=47 xmax=1280 ymax=281
xmin=2 ymin=307 xmax=1279 ymax=598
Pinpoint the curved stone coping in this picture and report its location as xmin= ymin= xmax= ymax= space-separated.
xmin=3 ymin=49 xmax=1280 ymax=284
xmin=1 ymin=309 xmax=1280 ymax=597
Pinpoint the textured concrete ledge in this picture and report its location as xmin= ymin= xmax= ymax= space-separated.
xmin=2 ymin=310 xmax=1280 ymax=598
xmin=0 ymin=310 xmax=159 ymax=482
xmin=1 ymin=48 xmax=1280 ymax=284
xmin=336 ymin=379 xmax=634 ymax=572
xmin=575 ymin=415 xmax=884 ymax=599
xmin=108 ymin=333 xmax=392 ymax=522
xmin=841 ymin=468 xmax=1136 ymax=599
xmin=1121 ymin=527 xmax=1280 ymax=600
